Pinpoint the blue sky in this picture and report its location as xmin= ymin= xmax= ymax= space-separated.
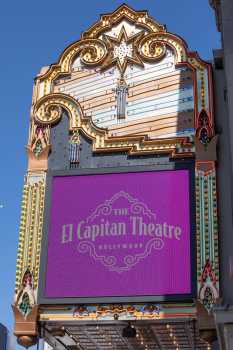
xmin=0 ymin=0 xmax=220 ymax=348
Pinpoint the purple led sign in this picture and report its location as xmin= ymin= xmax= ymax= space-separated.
xmin=45 ymin=170 xmax=191 ymax=298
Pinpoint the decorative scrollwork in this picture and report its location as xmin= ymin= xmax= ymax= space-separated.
xmin=35 ymin=103 xmax=62 ymax=124
xmin=32 ymin=93 xmax=193 ymax=157
xmin=44 ymin=104 xmax=62 ymax=123
xmin=80 ymin=39 xmax=107 ymax=66
xmin=139 ymin=34 xmax=166 ymax=62
xmin=33 ymin=94 xmax=85 ymax=128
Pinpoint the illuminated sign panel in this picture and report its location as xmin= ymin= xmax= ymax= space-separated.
xmin=41 ymin=167 xmax=195 ymax=302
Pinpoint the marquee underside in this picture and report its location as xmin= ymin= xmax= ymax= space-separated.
xmin=42 ymin=319 xmax=210 ymax=350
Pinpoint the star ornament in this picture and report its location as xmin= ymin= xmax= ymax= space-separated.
xmin=103 ymin=26 xmax=144 ymax=75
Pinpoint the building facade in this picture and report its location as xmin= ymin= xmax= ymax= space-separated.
xmin=210 ymin=1 xmax=233 ymax=349
xmin=13 ymin=4 xmax=221 ymax=349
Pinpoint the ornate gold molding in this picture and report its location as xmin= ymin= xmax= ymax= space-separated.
xmin=36 ymin=32 xmax=190 ymax=98
xmin=15 ymin=175 xmax=45 ymax=295
xmin=102 ymin=26 xmax=144 ymax=74
xmin=33 ymin=93 xmax=194 ymax=157
xmin=139 ymin=32 xmax=187 ymax=63
xmin=35 ymin=4 xmax=212 ymax=100
xmin=36 ymin=38 xmax=108 ymax=96
xmin=81 ymin=4 xmax=165 ymax=39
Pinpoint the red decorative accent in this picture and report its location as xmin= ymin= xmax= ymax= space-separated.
xmin=22 ymin=269 xmax=33 ymax=289
xmin=73 ymin=306 xmax=88 ymax=316
xmin=196 ymin=110 xmax=213 ymax=144
xmin=34 ymin=124 xmax=48 ymax=144
xmin=142 ymin=305 xmax=160 ymax=314
xmin=200 ymin=260 xmax=217 ymax=285
xmin=188 ymin=51 xmax=215 ymax=129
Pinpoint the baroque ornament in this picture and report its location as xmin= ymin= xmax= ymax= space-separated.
xmin=79 ymin=39 xmax=108 ymax=66
xmin=44 ymin=104 xmax=62 ymax=124
xmin=197 ymin=110 xmax=212 ymax=146
xmin=199 ymin=260 xmax=218 ymax=312
xmin=62 ymin=190 xmax=183 ymax=273
xmin=30 ymin=123 xmax=50 ymax=158
xmin=33 ymin=93 xmax=193 ymax=157
xmin=73 ymin=304 xmax=161 ymax=319
xmin=102 ymin=26 xmax=144 ymax=75
xmin=139 ymin=34 xmax=166 ymax=62
xmin=15 ymin=269 xmax=35 ymax=317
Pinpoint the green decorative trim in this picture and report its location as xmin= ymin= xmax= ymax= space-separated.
xmin=196 ymin=167 xmax=219 ymax=310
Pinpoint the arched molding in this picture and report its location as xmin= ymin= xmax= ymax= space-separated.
xmin=34 ymin=4 xmax=214 ymax=101
xmin=138 ymin=32 xmax=187 ymax=64
xmin=30 ymin=3 xmax=215 ymax=158
xmin=37 ymin=38 xmax=108 ymax=83
xmin=33 ymin=93 xmax=105 ymax=135
xmin=33 ymin=93 xmax=193 ymax=157
xmin=35 ymin=4 xmax=166 ymax=86
xmin=37 ymin=32 xmax=190 ymax=85
xmin=81 ymin=4 xmax=166 ymax=39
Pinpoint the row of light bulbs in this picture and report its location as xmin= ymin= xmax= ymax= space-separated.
xmin=166 ymin=324 xmax=180 ymax=350
xmin=72 ymin=322 xmax=213 ymax=350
